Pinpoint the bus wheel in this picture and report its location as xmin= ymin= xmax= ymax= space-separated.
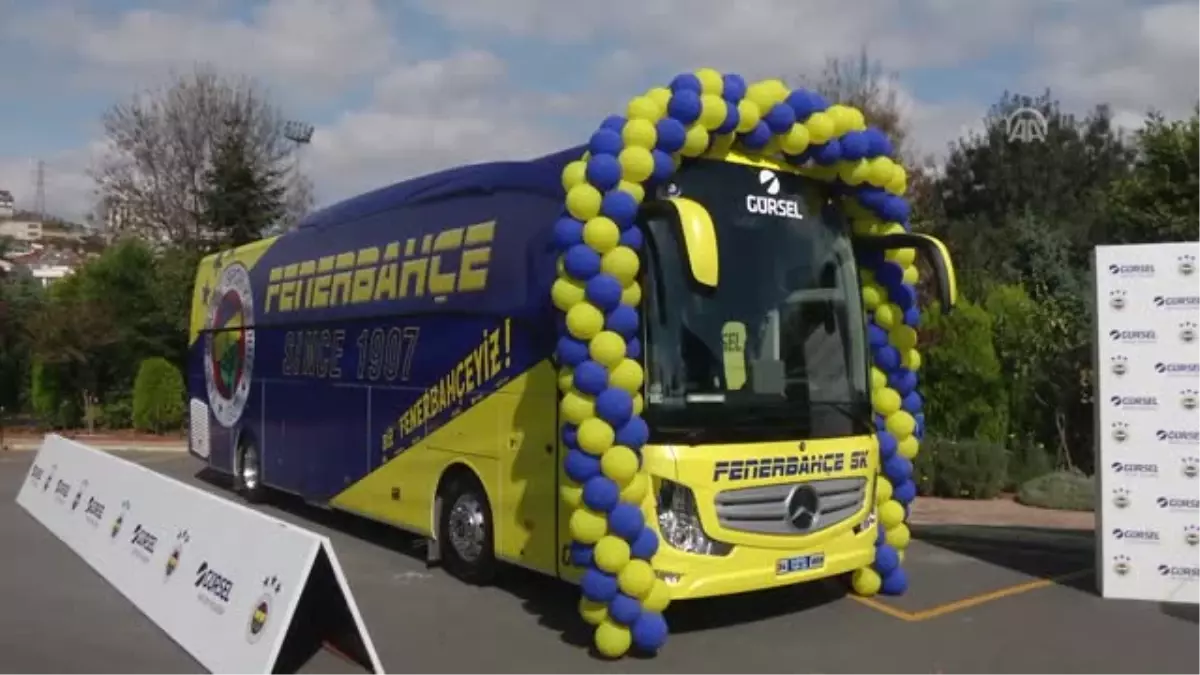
xmin=237 ymin=438 xmax=266 ymax=504
xmin=438 ymin=473 xmax=496 ymax=585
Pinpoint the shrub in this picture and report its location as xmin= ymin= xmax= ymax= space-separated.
xmin=1005 ymin=437 xmax=1055 ymax=491
xmin=920 ymin=299 xmax=1009 ymax=443
xmin=1017 ymin=471 xmax=1095 ymax=512
xmin=29 ymin=360 xmax=78 ymax=428
xmin=913 ymin=437 xmax=1009 ymax=500
xmin=101 ymin=395 xmax=134 ymax=430
xmin=132 ymin=357 xmax=185 ymax=433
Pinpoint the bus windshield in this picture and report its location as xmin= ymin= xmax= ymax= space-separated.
xmin=641 ymin=159 xmax=872 ymax=445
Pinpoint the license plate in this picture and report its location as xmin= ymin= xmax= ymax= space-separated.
xmin=776 ymin=553 xmax=826 ymax=575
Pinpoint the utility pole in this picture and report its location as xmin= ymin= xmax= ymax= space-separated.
xmin=34 ymin=160 xmax=46 ymax=220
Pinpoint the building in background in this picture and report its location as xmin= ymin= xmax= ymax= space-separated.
xmin=0 ymin=190 xmax=13 ymax=219
xmin=0 ymin=219 xmax=43 ymax=242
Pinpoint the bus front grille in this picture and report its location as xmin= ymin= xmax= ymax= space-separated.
xmin=713 ymin=477 xmax=868 ymax=536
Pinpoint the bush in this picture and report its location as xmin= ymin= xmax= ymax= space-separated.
xmin=1005 ymin=438 xmax=1055 ymax=491
xmin=1017 ymin=470 xmax=1095 ymax=512
xmin=913 ymin=437 xmax=1009 ymax=500
xmin=132 ymin=357 xmax=185 ymax=433
xmin=29 ymin=360 xmax=79 ymax=428
xmin=920 ymin=299 xmax=1009 ymax=443
xmin=101 ymin=395 xmax=134 ymax=430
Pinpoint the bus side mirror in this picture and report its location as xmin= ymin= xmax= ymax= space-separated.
xmin=853 ymin=233 xmax=958 ymax=314
xmin=640 ymin=198 xmax=719 ymax=289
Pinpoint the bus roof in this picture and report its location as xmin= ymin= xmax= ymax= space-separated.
xmin=295 ymin=145 xmax=585 ymax=231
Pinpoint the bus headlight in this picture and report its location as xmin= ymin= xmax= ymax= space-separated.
xmin=656 ymin=479 xmax=731 ymax=556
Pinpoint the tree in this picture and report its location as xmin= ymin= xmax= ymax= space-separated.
xmin=1104 ymin=109 xmax=1200 ymax=243
xmin=199 ymin=116 xmax=288 ymax=248
xmin=93 ymin=64 xmax=313 ymax=249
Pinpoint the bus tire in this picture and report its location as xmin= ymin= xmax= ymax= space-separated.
xmin=438 ymin=472 xmax=497 ymax=585
xmin=236 ymin=437 xmax=267 ymax=504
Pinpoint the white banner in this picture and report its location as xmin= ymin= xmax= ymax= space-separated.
xmin=16 ymin=435 xmax=383 ymax=673
xmin=1094 ymin=242 xmax=1200 ymax=604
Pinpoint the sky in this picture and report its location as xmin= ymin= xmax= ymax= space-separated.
xmin=0 ymin=0 xmax=1196 ymax=224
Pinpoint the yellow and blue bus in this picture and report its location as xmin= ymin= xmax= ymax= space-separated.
xmin=187 ymin=72 xmax=956 ymax=658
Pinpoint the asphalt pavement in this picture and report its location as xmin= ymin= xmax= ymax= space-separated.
xmin=1 ymin=450 xmax=1197 ymax=673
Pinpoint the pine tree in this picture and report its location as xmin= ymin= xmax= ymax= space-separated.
xmin=200 ymin=118 xmax=287 ymax=249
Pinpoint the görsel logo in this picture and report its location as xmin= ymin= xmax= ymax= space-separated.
xmin=1153 ymin=295 xmax=1200 ymax=309
xmin=1112 ymin=527 xmax=1160 ymax=542
xmin=1111 ymin=394 xmax=1158 ymax=409
xmin=1110 ymin=356 xmax=1128 ymax=376
xmin=1108 ymin=289 xmax=1126 ymax=310
xmin=758 ymin=169 xmax=781 ymax=196
xmin=1109 ymin=328 xmax=1156 ymax=343
xmin=1157 ymin=429 xmax=1200 ymax=445
xmin=1180 ymin=254 xmax=1196 ymax=276
xmin=1110 ymin=460 xmax=1157 ymax=476
xmin=1157 ymin=496 xmax=1200 ymax=510
xmin=1111 ymin=422 xmax=1130 ymax=442
xmin=1108 ymin=263 xmax=1155 ymax=277
xmin=1155 ymin=361 xmax=1200 ymax=376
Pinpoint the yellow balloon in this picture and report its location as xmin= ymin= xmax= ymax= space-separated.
xmin=805 ymin=112 xmax=835 ymax=144
xmin=890 ymin=325 xmax=918 ymax=351
xmin=885 ymin=247 xmax=916 ymax=267
xmin=560 ymin=482 xmax=583 ymax=509
xmin=551 ymin=277 xmax=586 ymax=311
xmin=699 ymin=94 xmax=727 ymax=130
xmin=618 ymin=559 xmax=656 ymax=598
xmin=566 ymin=302 xmax=605 ymax=340
xmin=879 ymin=499 xmax=905 ymax=529
xmin=852 ymin=566 xmax=882 ymax=596
xmin=562 ymin=160 xmax=586 ymax=192
xmin=875 ymin=476 xmax=893 ymax=503
xmin=844 ymin=106 xmax=866 ymax=131
xmin=886 ymin=168 xmax=907 ymax=196
xmin=859 ymin=267 xmax=876 ymax=284
xmin=645 ymin=87 xmax=672 ymax=113
xmin=642 ymin=578 xmax=671 ymax=613
xmin=632 ymin=393 xmax=644 ymax=416
xmin=874 ymin=303 xmax=899 ymax=330
xmin=735 ymin=100 xmax=761 ymax=133
xmin=897 ymin=435 xmax=920 ymax=460
xmin=872 ymin=387 xmax=901 ymax=416
xmin=570 ymin=507 xmax=608 ymax=543
xmin=902 ymin=348 xmax=922 ymax=372
xmin=594 ymin=620 xmax=632 ymax=659
xmin=626 ymin=96 xmax=662 ymax=122
xmin=601 ymin=445 xmax=639 ymax=485
xmin=609 ymin=358 xmax=644 ymax=393
xmin=578 ymin=418 xmax=615 ymax=455
xmin=886 ymin=410 xmax=916 ymax=440
xmin=557 ymin=366 xmax=574 ymax=392
xmin=589 ymin=331 xmax=626 ymax=367
xmin=902 ymin=264 xmax=920 ymax=285
xmin=583 ymin=217 xmax=621 ymax=253
xmin=761 ymin=136 xmax=782 ymax=156
xmin=580 ymin=597 xmax=608 ymax=626
xmin=681 ymin=123 xmax=709 ymax=157
xmin=870 ymin=366 xmax=887 ymax=391
xmin=560 ymin=389 xmax=595 ymax=425
xmin=620 ymin=280 xmax=642 ymax=306
xmin=600 ymin=247 xmax=640 ymax=286
xmin=619 ymin=471 xmax=649 ymax=504
xmin=622 ymin=119 xmax=657 ymax=150
xmin=839 ymin=159 xmax=872 ymax=185
xmin=593 ymin=535 xmax=632 ymax=574
xmin=780 ymin=123 xmax=811 ymax=155
xmin=867 ymin=157 xmax=896 ymax=186
xmin=619 ymin=146 xmax=655 ymax=183
xmin=566 ymin=184 xmax=602 ymax=221
xmin=886 ymin=522 xmax=912 ymax=550
xmin=618 ymin=179 xmax=645 ymax=204
xmin=694 ymin=67 xmax=724 ymax=95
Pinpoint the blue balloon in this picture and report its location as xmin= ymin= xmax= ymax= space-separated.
xmin=891 ymin=284 xmax=916 ymax=311
xmin=902 ymin=391 xmax=923 ymax=414
xmin=874 ymin=413 xmax=886 ymax=431
xmin=581 ymin=568 xmax=619 ymax=602
xmin=564 ymin=448 xmax=601 ymax=482
xmin=888 ymin=369 xmax=917 ymax=396
xmin=606 ymin=305 xmax=639 ymax=338
xmin=880 ymin=567 xmax=908 ymax=596
xmin=601 ymin=190 xmax=639 ymax=227
xmin=856 ymin=187 xmax=888 ymax=210
xmin=740 ymin=121 xmax=772 ymax=150
xmin=667 ymin=90 xmax=702 ymax=125
xmin=655 ymin=118 xmax=688 ymax=153
xmin=840 ymin=130 xmax=869 ymax=160
xmin=608 ymin=503 xmax=645 ymax=541
xmin=764 ymin=103 xmax=797 ymax=134
xmin=876 ymin=524 xmax=887 ymax=545
xmin=588 ymin=128 xmax=623 ymax=157
xmin=630 ymin=526 xmax=659 ymax=559
xmin=573 ymin=360 xmax=609 ymax=396
xmin=873 ymin=345 xmax=900 ymax=371
xmin=812 ymin=139 xmax=842 ymax=165
xmin=586 ymin=155 xmax=622 ymax=191
xmin=893 ymin=479 xmax=917 ymax=505
xmin=807 ymin=92 xmax=830 ymax=112
xmin=615 ymin=416 xmax=649 ymax=449
xmin=879 ymin=195 xmax=910 ymax=223
xmin=785 ymin=89 xmax=816 ymax=120
xmin=884 ymin=454 xmax=914 ymax=484
xmin=556 ymin=336 xmax=590 ymax=366
xmin=650 ymin=150 xmax=675 ymax=183
xmin=625 ymin=337 xmax=642 ymax=359
xmin=903 ymin=306 xmax=921 ymax=327
xmin=583 ymin=475 xmax=621 ymax=512
xmin=782 ymin=151 xmax=807 ymax=165
xmin=553 ymin=217 xmax=584 ymax=251
xmin=619 ymin=226 xmax=644 ymax=250
xmin=877 ymin=261 xmax=904 ymax=289
xmin=721 ymin=73 xmax=747 ymax=102
xmin=670 ymin=72 xmax=702 ymax=94
xmin=564 ymin=244 xmax=601 ymax=280
xmin=868 ymin=324 xmax=889 ymax=348
xmin=914 ymin=413 xmax=926 ymax=440
xmin=874 ymin=544 xmax=900 ymax=575
xmin=569 ymin=541 xmax=594 ymax=567
xmin=600 ymin=115 xmax=626 ymax=132
xmin=631 ymin=612 xmax=669 ymax=652
xmin=596 ymin=387 xmax=634 ymax=427
xmin=608 ymin=593 xmax=642 ymax=625
xmin=864 ymin=127 xmax=893 ymax=157
xmin=562 ymin=423 xmax=578 ymax=448
xmin=585 ymin=274 xmax=623 ymax=312
xmin=715 ymin=101 xmax=740 ymax=134
xmin=877 ymin=430 xmax=898 ymax=459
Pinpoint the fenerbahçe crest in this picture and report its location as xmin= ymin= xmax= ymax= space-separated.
xmin=205 ymin=262 xmax=256 ymax=428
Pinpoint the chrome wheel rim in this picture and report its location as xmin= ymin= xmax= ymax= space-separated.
xmin=242 ymin=446 xmax=259 ymax=490
xmin=448 ymin=493 xmax=486 ymax=562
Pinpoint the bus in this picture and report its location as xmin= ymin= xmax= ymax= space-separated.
xmin=186 ymin=142 xmax=956 ymax=606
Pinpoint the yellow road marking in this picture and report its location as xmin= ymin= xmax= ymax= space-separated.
xmin=851 ymin=568 xmax=1093 ymax=622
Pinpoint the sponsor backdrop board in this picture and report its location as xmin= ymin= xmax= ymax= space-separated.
xmin=16 ymin=435 xmax=383 ymax=673
xmin=1094 ymin=242 xmax=1200 ymax=604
